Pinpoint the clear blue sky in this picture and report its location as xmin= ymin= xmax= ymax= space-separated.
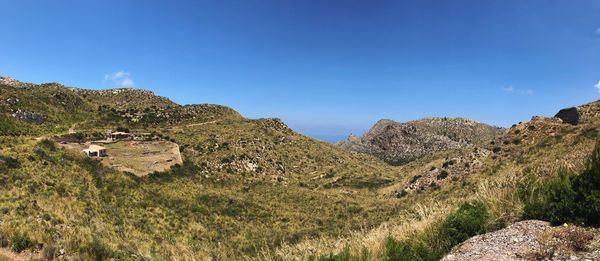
xmin=1 ymin=1 xmax=600 ymax=142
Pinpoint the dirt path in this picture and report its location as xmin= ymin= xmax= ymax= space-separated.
xmin=186 ymin=120 xmax=219 ymax=127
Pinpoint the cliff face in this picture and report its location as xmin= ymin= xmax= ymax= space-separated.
xmin=337 ymin=117 xmax=503 ymax=165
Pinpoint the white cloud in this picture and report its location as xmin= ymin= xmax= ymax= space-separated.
xmin=594 ymin=81 xmax=600 ymax=93
xmin=104 ymin=71 xmax=135 ymax=87
xmin=502 ymin=86 xmax=533 ymax=95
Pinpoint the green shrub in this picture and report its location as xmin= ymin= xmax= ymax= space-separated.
xmin=523 ymin=140 xmax=600 ymax=226
xmin=0 ymin=116 xmax=20 ymax=136
xmin=512 ymin=138 xmax=522 ymax=145
xmin=37 ymin=139 xmax=56 ymax=151
xmin=316 ymin=200 xmax=491 ymax=260
xmin=442 ymin=160 xmax=455 ymax=168
xmin=0 ymin=156 xmax=20 ymax=168
xmin=384 ymin=236 xmax=437 ymax=261
xmin=571 ymin=141 xmax=600 ymax=226
xmin=381 ymin=200 xmax=490 ymax=261
xmin=11 ymin=234 xmax=34 ymax=252
xmin=81 ymin=238 xmax=112 ymax=261
xmin=115 ymin=126 xmax=129 ymax=133
xmin=437 ymin=170 xmax=449 ymax=180
xmin=439 ymin=200 xmax=489 ymax=247
xmin=73 ymin=132 xmax=85 ymax=140
xmin=429 ymin=182 xmax=439 ymax=190
xmin=396 ymin=190 xmax=408 ymax=198
xmin=583 ymin=128 xmax=598 ymax=139
xmin=409 ymin=175 xmax=422 ymax=184
xmin=522 ymin=171 xmax=577 ymax=225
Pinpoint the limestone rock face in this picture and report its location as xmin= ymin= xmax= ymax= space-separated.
xmin=12 ymin=109 xmax=44 ymax=124
xmin=337 ymin=118 xmax=503 ymax=165
xmin=555 ymin=107 xmax=580 ymax=125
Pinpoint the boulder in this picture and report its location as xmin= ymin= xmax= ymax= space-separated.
xmin=442 ymin=220 xmax=600 ymax=261
xmin=554 ymin=107 xmax=580 ymax=125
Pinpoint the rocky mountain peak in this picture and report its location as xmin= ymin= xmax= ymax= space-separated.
xmin=338 ymin=117 xmax=503 ymax=165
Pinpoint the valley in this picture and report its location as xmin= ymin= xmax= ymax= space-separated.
xmin=1 ymin=76 xmax=600 ymax=260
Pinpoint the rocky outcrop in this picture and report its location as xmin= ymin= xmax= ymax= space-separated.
xmin=555 ymin=107 xmax=580 ymax=125
xmin=337 ymin=118 xmax=502 ymax=165
xmin=443 ymin=220 xmax=600 ymax=261
xmin=396 ymin=147 xmax=492 ymax=196
xmin=0 ymin=76 xmax=33 ymax=88
xmin=72 ymin=87 xmax=178 ymax=110
xmin=12 ymin=109 xmax=44 ymax=124
xmin=256 ymin=118 xmax=293 ymax=133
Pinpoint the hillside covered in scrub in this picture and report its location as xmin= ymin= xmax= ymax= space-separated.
xmin=1 ymin=75 xmax=600 ymax=260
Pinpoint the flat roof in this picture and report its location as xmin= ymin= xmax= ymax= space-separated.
xmin=88 ymin=145 xmax=106 ymax=151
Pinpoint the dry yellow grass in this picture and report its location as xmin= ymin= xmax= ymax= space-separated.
xmin=2 ymin=78 xmax=600 ymax=260
xmin=270 ymin=134 xmax=592 ymax=260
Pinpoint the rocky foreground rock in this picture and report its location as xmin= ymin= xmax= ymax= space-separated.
xmin=443 ymin=220 xmax=600 ymax=261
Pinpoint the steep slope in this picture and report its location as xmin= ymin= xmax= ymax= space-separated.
xmin=0 ymin=79 xmax=94 ymax=135
xmin=337 ymin=117 xmax=503 ymax=165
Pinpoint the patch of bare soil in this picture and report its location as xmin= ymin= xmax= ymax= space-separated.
xmin=0 ymin=248 xmax=40 ymax=261
xmin=60 ymin=140 xmax=183 ymax=176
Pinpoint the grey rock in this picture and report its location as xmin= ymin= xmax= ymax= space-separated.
xmin=337 ymin=117 xmax=502 ymax=165
xmin=555 ymin=107 xmax=580 ymax=125
xmin=12 ymin=109 xmax=45 ymax=124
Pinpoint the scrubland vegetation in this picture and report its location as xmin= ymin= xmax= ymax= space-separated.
xmin=1 ymin=79 xmax=600 ymax=260
xmin=523 ymin=140 xmax=600 ymax=227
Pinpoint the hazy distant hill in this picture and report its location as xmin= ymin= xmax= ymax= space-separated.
xmin=337 ymin=117 xmax=503 ymax=165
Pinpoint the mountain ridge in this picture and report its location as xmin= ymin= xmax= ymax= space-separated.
xmin=337 ymin=116 xmax=504 ymax=165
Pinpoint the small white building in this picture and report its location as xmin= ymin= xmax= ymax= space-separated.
xmin=83 ymin=145 xmax=107 ymax=157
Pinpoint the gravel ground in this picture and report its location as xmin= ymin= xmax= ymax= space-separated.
xmin=443 ymin=220 xmax=600 ymax=261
